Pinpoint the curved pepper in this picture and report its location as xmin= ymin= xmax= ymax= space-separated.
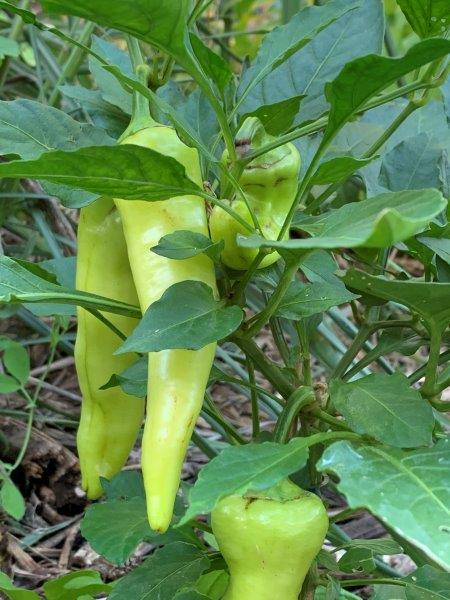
xmin=114 ymin=125 xmax=217 ymax=533
xmin=211 ymin=479 xmax=328 ymax=600
xmin=75 ymin=198 xmax=144 ymax=499
xmin=210 ymin=117 xmax=300 ymax=270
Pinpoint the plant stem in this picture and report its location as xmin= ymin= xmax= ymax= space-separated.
xmin=245 ymin=256 xmax=306 ymax=337
xmin=421 ymin=325 xmax=443 ymax=398
xmin=341 ymin=578 xmax=405 ymax=588
xmin=331 ymin=326 xmax=371 ymax=380
xmin=48 ymin=21 xmax=95 ymax=106
xmin=295 ymin=321 xmax=312 ymax=386
xmin=233 ymin=336 xmax=294 ymax=399
xmin=246 ymin=356 xmax=260 ymax=439
xmin=273 ymin=387 xmax=315 ymax=443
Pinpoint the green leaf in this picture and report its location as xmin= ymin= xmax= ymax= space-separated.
xmin=60 ymin=85 xmax=128 ymax=139
xmin=42 ymin=0 xmax=194 ymax=76
xmin=243 ymin=96 xmax=304 ymax=136
xmin=330 ymin=374 xmax=434 ymax=448
xmin=397 ymin=0 xmax=450 ymax=38
xmin=403 ymin=565 xmax=450 ymax=599
xmin=342 ymin=269 xmax=450 ymax=334
xmin=338 ymin=547 xmax=376 ymax=573
xmin=101 ymin=355 xmax=148 ymax=398
xmin=180 ymin=437 xmax=311 ymax=524
xmin=81 ymin=497 xmax=196 ymax=565
xmin=275 ymin=281 xmax=358 ymax=320
xmin=102 ymin=470 xmax=145 ymax=500
xmin=0 ymin=99 xmax=114 ymax=160
xmin=117 ymin=281 xmax=243 ymax=353
xmin=240 ymin=189 xmax=446 ymax=251
xmin=0 ymin=573 xmax=40 ymax=599
xmin=190 ymin=34 xmax=232 ymax=94
xmin=379 ymin=133 xmax=443 ymax=192
xmin=322 ymin=38 xmax=450 ymax=145
xmin=0 ymin=477 xmax=26 ymax=520
xmin=0 ymin=144 xmax=201 ymax=202
xmin=318 ymin=438 xmax=450 ymax=570
xmin=0 ymin=337 xmax=29 ymax=385
xmin=0 ymin=37 xmax=19 ymax=59
xmin=108 ymin=542 xmax=210 ymax=600
xmin=241 ymin=0 xmax=383 ymax=126
xmin=89 ymin=35 xmax=133 ymax=114
xmin=417 ymin=235 xmax=450 ymax=267
xmin=152 ymin=231 xmax=224 ymax=263
xmin=196 ymin=571 xmax=229 ymax=600
xmin=43 ymin=570 xmax=111 ymax=600
xmin=237 ymin=0 xmax=360 ymax=112
xmin=310 ymin=156 xmax=375 ymax=185
xmin=0 ymin=256 xmax=140 ymax=319
xmin=0 ymin=374 xmax=21 ymax=393
xmin=336 ymin=538 xmax=403 ymax=555
xmin=104 ymin=67 xmax=216 ymax=162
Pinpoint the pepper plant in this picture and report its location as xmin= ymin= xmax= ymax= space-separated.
xmin=0 ymin=0 xmax=449 ymax=598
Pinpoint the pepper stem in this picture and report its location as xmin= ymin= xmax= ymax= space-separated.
xmin=120 ymin=36 xmax=156 ymax=141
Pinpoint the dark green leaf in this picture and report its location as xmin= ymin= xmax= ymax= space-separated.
xmin=117 ymin=281 xmax=243 ymax=353
xmin=311 ymin=156 xmax=375 ymax=185
xmin=81 ymin=497 xmax=196 ymax=565
xmin=244 ymin=96 xmax=304 ymax=136
xmin=0 ymin=99 xmax=114 ymax=160
xmin=323 ymin=39 xmax=450 ymax=144
xmin=190 ymin=34 xmax=232 ymax=94
xmin=101 ymin=355 xmax=148 ymax=398
xmin=237 ymin=0 xmax=360 ymax=112
xmin=342 ymin=269 xmax=450 ymax=333
xmin=152 ymin=231 xmax=224 ymax=263
xmin=276 ymin=281 xmax=358 ymax=319
xmin=397 ymin=0 xmax=450 ymax=38
xmin=108 ymin=542 xmax=210 ymax=600
xmin=180 ymin=437 xmax=311 ymax=524
xmin=379 ymin=133 xmax=443 ymax=192
xmin=0 ymin=256 xmax=140 ymax=318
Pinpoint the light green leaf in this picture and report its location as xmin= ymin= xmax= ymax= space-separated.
xmin=0 ymin=478 xmax=26 ymax=520
xmin=152 ymin=231 xmax=224 ymax=263
xmin=239 ymin=189 xmax=446 ymax=251
xmin=318 ymin=439 xmax=450 ymax=570
xmin=0 ymin=144 xmax=201 ymax=202
xmin=0 ymin=37 xmax=19 ymax=58
xmin=0 ymin=99 xmax=114 ymax=160
xmin=43 ymin=570 xmax=111 ymax=600
xmin=330 ymin=374 xmax=434 ymax=448
xmin=311 ymin=156 xmax=375 ymax=185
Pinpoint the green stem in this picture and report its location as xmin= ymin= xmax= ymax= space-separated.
xmin=273 ymin=387 xmax=315 ymax=443
xmin=244 ymin=79 xmax=436 ymax=165
xmin=48 ymin=21 xmax=95 ymax=106
xmin=121 ymin=36 xmax=155 ymax=138
xmin=246 ymin=356 xmax=260 ymax=439
xmin=191 ymin=431 xmax=218 ymax=458
xmin=331 ymin=326 xmax=371 ymax=380
xmin=233 ymin=336 xmax=294 ymax=399
xmin=0 ymin=0 xmax=30 ymax=89
xmin=408 ymin=349 xmax=450 ymax=384
xmin=312 ymin=409 xmax=349 ymax=431
xmin=269 ymin=316 xmax=291 ymax=366
xmin=295 ymin=320 xmax=312 ymax=386
xmin=87 ymin=308 xmax=127 ymax=342
xmin=421 ymin=325 xmax=443 ymax=398
xmin=231 ymin=251 xmax=265 ymax=304
xmin=341 ymin=578 xmax=405 ymax=588
xmin=245 ymin=256 xmax=306 ymax=337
